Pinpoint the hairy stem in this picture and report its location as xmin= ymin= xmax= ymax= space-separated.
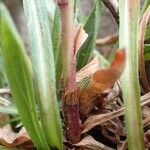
xmin=56 ymin=0 xmax=81 ymax=143
xmin=57 ymin=0 xmax=75 ymax=90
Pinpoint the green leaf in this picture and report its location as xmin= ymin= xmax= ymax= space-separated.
xmin=23 ymin=0 xmax=63 ymax=149
xmin=119 ymin=0 xmax=144 ymax=149
xmin=52 ymin=7 xmax=62 ymax=92
xmin=0 ymin=47 xmax=7 ymax=87
xmin=0 ymin=146 xmax=18 ymax=150
xmin=76 ymin=0 xmax=102 ymax=70
xmin=141 ymin=0 xmax=150 ymax=16
xmin=145 ymin=23 xmax=150 ymax=40
xmin=107 ymin=42 xmax=119 ymax=63
xmin=0 ymin=2 xmax=49 ymax=149
xmin=144 ymin=44 xmax=150 ymax=60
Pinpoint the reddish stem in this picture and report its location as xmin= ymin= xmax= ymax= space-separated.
xmin=56 ymin=0 xmax=81 ymax=143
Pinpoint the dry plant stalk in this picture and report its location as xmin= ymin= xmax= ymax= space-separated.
xmin=96 ymin=34 xmax=119 ymax=47
xmin=102 ymin=0 xmax=119 ymax=25
xmin=78 ymin=49 xmax=126 ymax=117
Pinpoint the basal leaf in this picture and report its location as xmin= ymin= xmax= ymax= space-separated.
xmin=23 ymin=0 xmax=63 ymax=149
xmin=0 ymin=2 xmax=49 ymax=149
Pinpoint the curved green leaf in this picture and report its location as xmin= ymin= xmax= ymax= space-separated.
xmin=23 ymin=0 xmax=63 ymax=149
xmin=0 ymin=3 xmax=49 ymax=149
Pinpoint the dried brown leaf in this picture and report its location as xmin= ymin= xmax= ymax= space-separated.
xmin=76 ymin=56 xmax=100 ymax=82
xmin=82 ymin=108 xmax=124 ymax=134
xmin=144 ymin=130 xmax=150 ymax=149
xmin=74 ymin=24 xmax=88 ymax=56
xmin=142 ymin=106 xmax=150 ymax=118
xmin=74 ymin=135 xmax=115 ymax=150
xmin=78 ymin=49 xmax=126 ymax=117
xmin=119 ymin=140 xmax=127 ymax=150
xmin=0 ymin=125 xmax=31 ymax=148
xmin=82 ymin=92 xmax=150 ymax=133
xmin=143 ymin=117 xmax=150 ymax=128
xmin=96 ymin=34 xmax=119 ymax=47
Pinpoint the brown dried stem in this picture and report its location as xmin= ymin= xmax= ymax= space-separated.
xmin=82 ymin=92 xmax=150 ymax=134
xmin=102 ymin=0 xmax=119 ymax=25
xmin=96 ymin=34 xmax=119 ymax=47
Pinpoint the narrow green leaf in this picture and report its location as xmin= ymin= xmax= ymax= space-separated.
xmin=23 ymin=0 xmax=63 ymax=149
xmin=76 ymin=0 xmax=101 ymax=70
xmin=0 ymin=47 xmax=7 ymax=87
xmin=119 ymin=0 xmax=144 ymax=149
xmin=144 ymin=44 xmax=150 ymax=60
xmin=0 ymin=2 xmax=49 ymax=149
xmin=141 ymin=0 xmax=150 ymax=16
xmin=52 ymin=7 xmax=62 ymax=92
xmin=107 ymin=42 xmax=119 ymax=62
xmin=145 ymin=24 xmax=150 ymax=40
xmin=0 ymin=146 xmax=18 ymax=150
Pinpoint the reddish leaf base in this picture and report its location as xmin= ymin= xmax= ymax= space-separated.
xmin=62 ymin=91 xmax=82 ymax=144
xmin=63 ymin=103 xmax=82 ymax=144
